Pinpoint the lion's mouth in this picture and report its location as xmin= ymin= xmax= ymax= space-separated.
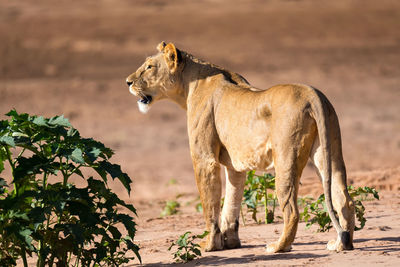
xmin=138 ymin=95 xmax=152 ymax=105
xmin=137 ymin=95 xmax=152 ymax=114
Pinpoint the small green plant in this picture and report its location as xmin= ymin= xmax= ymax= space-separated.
xmin=195 ymin=202 xmax=203 ymax=213
xmin=299 ymin=194 xmax=332 ymax=232
xmin=348 ymin=185 xmax=379 ymax=230
xmin=168 ymin=231 xmax=209 ymax=263
xmin=242 ymin=171 xmax=277 ymax=224
xmin=299 ymin=185 xmax=380 ymax=232
xmin=0 ymin=110 xmax=140 ymax=266
xmin=161 ymin=200 xmax=180 ymax=217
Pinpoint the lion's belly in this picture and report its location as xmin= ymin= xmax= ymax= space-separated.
xmin=217 ymin=117 xmax=274 ymax=172
xmin=223 ymin=139 xmax=274 ymax=172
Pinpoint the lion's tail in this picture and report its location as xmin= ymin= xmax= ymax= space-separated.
xmin=309 ymin=88 xmax=350 ymax=248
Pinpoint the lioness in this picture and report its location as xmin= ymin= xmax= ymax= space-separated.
xmin=126 ymin=42 xmax=355 ymax=253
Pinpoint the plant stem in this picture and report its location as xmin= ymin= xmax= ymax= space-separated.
xmin=17 ymin=147 xmax=26 ymax=158
xmin=71 ymin=164 xmax=83 ymax=175
xmin=264 ymin=188 xmax=268 ymax=224
xmin=59 ymin=157 xmax=70 ymax=187
xmin=37 ymin=241 xmax=44 ymax=267
xmin=4 ymin=146 xmax=17 ymax=193
xmin=43 ymin=172 xmax=48 ymax=189
xmin=21 ymin=247 xmax=28 ymax=267
xmin=63 ymin=173 xmax=69 ymax=187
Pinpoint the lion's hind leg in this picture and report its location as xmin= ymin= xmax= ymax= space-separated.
xmin=266 ymin=149 xmax=303 ymax=253
xmin=265 ymin=111 xmax=315 ymax=253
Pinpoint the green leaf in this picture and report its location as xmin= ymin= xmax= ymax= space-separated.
xmin=67 ymin=127 xmax=80 ymax=137
xmin=0 ymin=149 xmax=5 ymax=173
xmin=99 ymin=161 xmax=132 ymax=195
xmin=179 ymin=232 xmax=191 ymax=247
xmin=86 ymin=147 xmax=101 ymax=163
xmin=93 ymin=167 xmax=108 ymax=186
xmin=0 ymin=136 xmax=15 ymax=147
xmin=116 ymin=198 xmax=137 ymax=215
xmin=70 ymin=148 xmax=85 ymax=164
xmin=5 ymin=109 xmax=18 ymax=117
xmin=0 ymin=119 xmax=9 ymax=131
xmin=19 ymin=228 xmax=34 ymax=250
xmin=87 ymin=177 xmax=109 ymax=198
xmin=130 ymin=242 xmax=142 ymax=264
xmin=32 ymin=116 xmax=48 ymax=126
xmin=195 ymin=202 xmax=203 ymax=213
xmin=48 ymin=115 xmax=71 ymax=127
xmin=193 ymin=248 xmax=201 ymax=256
xmin=13 ymin=155 xmax=51 ymax=183
xmin=196 ymin=230 xmax=209 ymax=239
xmin=11 ymin=132 xmax=29 ymax=138
xmin=116 ymin=214 xmax=137 ymax=238
xmin=0 ymin=179 xmax=8 ymax=196
xmin=107 ymin=225 xmax=122 ymax=240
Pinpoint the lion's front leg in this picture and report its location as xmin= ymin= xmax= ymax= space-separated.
xmin=220 ymin=167 xmax=246 ymax=249
xmin=193 ymin=158 xmax=224 ymax=251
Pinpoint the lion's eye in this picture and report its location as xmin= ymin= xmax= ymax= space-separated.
xmin=146 ymin=65 xmax=153 ymax=70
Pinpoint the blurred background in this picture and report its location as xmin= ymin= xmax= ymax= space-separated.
xmin=1 ymin=0 xmax=399 ymax=204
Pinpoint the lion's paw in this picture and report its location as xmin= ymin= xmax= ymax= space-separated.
xmin=327 ymin=239 xmax=343 ymax=252
xmin=202 ymin=233 xmax=224 ymax=252
xmin=222 ymin=229 xmax=241 ymax=249
xmin=327 ymin=231 xmax=354 ymax=252
xmin=266 ymin=242 xmax=292 ymax=253
xmin=223 ymin=236 xmax=241 ymax=249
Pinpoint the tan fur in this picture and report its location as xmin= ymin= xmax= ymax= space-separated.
xmin=126 ymin=42 xmax=355 ymax=253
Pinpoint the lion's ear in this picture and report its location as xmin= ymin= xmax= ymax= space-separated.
xmin=163 ymin=43 xmax=179 ymax=73
xmin=157 ymin=41 xmax=167 ymax=52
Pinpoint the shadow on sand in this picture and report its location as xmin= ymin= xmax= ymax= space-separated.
xmin=354 ymin=236 xmax=400 ymax=253
xmin=130 ymin=236 xmax=400 ymax=266
xmin=136 ymin=249 xmax=327 ymax=266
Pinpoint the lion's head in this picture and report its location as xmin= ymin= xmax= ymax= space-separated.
xmin=126 ymin=41 xmax=183 ymax=113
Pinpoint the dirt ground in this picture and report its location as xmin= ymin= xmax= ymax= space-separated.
xmin=1 ymin=0 xmax=399 ymax=266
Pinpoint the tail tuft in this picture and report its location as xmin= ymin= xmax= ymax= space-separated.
xmin=340 ymin=231 xmax=353 ymax=250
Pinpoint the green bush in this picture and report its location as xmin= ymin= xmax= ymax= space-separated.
xmin=0 ymin=110 xmax=140 ymax=266
xmin=242 ymin=171 xmax=277 ymax=224
xmin=240 ymin=170 xmax=379 ymax=233
xmin=299 ymin=185 xmax=380 ymax=232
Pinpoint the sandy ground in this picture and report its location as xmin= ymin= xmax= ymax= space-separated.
xmin=0 ymin=0 xmax=399 ymax=266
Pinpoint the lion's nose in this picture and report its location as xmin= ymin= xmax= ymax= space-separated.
xmin=126 ymin=80 xmax=133 ymax=86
